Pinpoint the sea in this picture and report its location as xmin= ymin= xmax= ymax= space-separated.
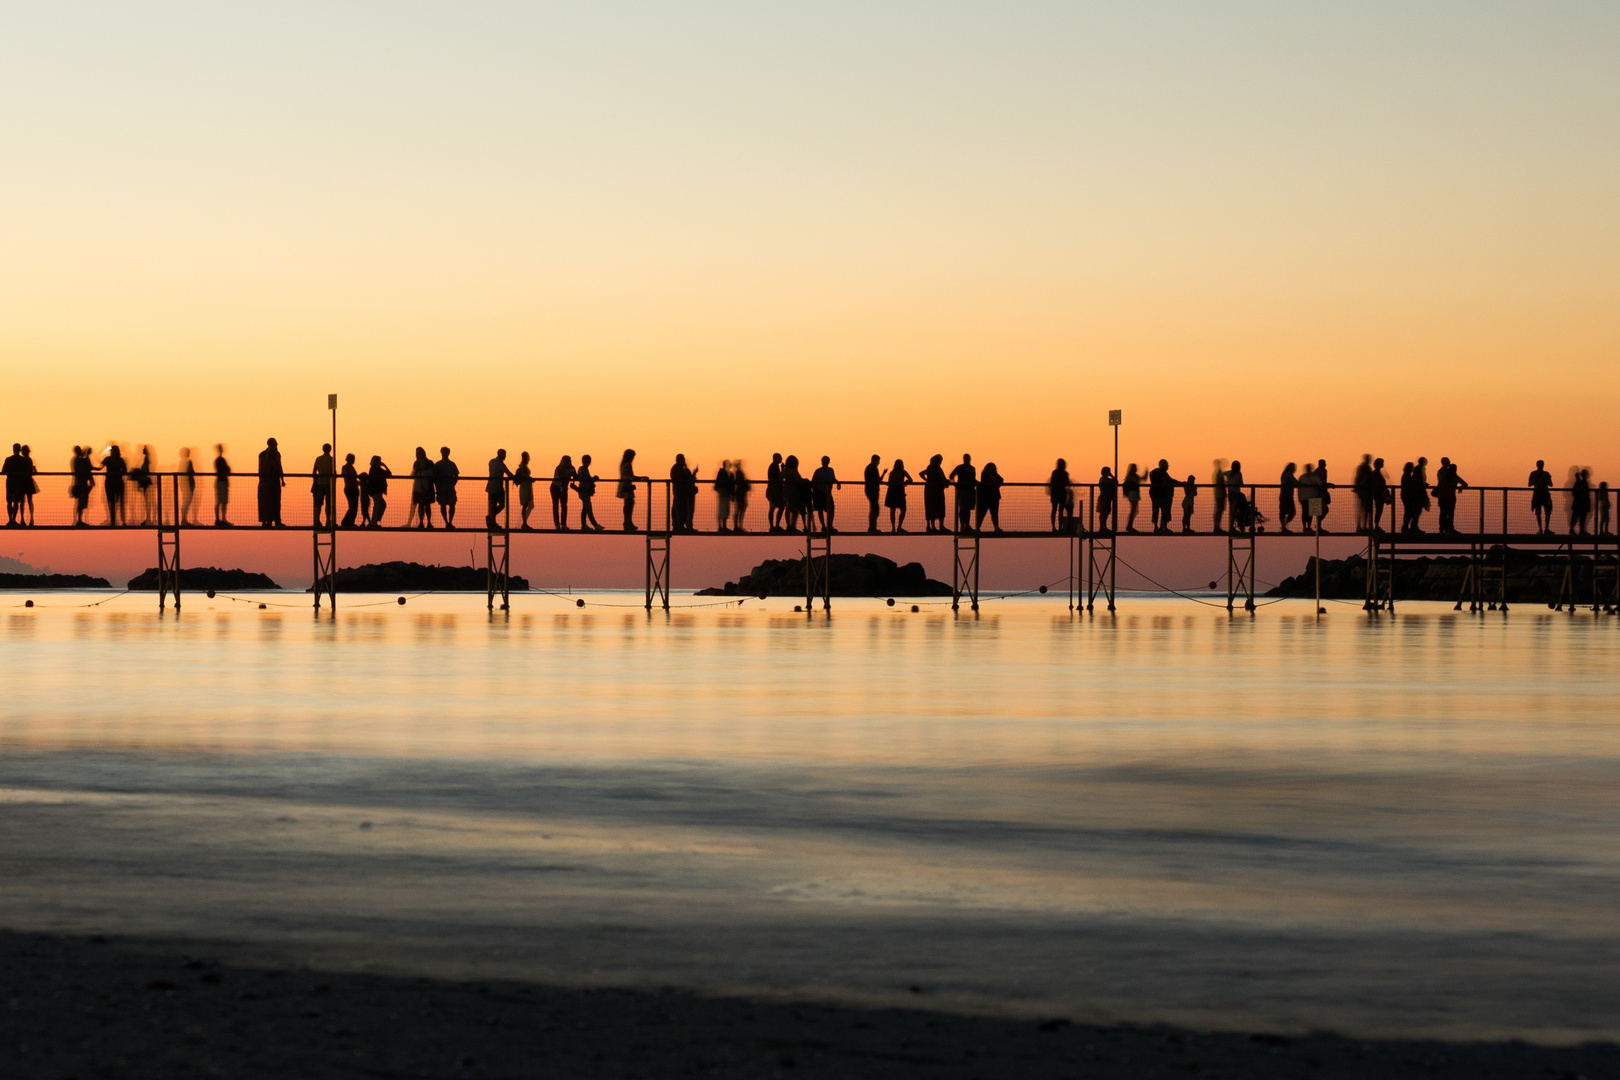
xmin=1 ymin=590 xmax=1617 ymax=1042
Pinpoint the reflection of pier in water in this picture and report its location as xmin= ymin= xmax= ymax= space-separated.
xmin=15 ymin=472 xmax=1620 ymax=617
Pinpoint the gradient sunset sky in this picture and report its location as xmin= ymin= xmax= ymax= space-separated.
xmin=3 ymin=2 xmax=1616 ymax=489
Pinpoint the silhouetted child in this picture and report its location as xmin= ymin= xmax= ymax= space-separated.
xmin=1180 ymin=474 xmax=1197 ymax=533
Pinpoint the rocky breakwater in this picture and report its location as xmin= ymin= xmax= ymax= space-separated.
xmin=1266 ymin=547 xmax=1617 ymax=605
xmin=698 ymin=553 xmax=951 ymax=597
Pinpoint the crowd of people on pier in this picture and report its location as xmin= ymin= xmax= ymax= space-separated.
xmin=2 ymin=441 xmax=1612 ymax=539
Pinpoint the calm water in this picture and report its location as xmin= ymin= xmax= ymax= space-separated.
xmin=1 ymin=591 xmax=1618 ymax=1040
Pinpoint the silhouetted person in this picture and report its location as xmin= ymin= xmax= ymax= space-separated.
xmin=409 ymin=447 xmax=434 ymax=528
xmin=920 ymin=454 xmax=949 ymax=534
xmin=179 ymin=447 xmax=197 ymax=525
xmin=485 ymin=449 xmax=511 ymax=529
xmin=1048 ymin=458 xmax=1073 ymax=532
xmin=435 ymin=448 xmax=460 ymax=528
xmin=1148 ymin=459 xmax=1173 ymax=534
xmin=1399 ymin=461 xmax=1422 ymax=533
xmin=1121 ymin=463 xmax=1141 ymax=533
xmin=18 ymin=446 xmax=36 ymax=526
xmin=1315 ymin=459 xmax=1334 ymax=531
xmin=2 ymin=444 xmax=24 ymax=526
xmin=551 ymin=455 xmax=576 ymax=530
xmin=1433 ymin=457 xmax=1466 ymax=534
xmin=366 ymin=455 xmax=393 ymax=526
xmin=1571 ymin=468 xmax=1592 ymax=535
xmin=1297 ymin=462 xmax=1325 ymax=532
xmin=102 ymin=445 xmax=127 ymax=526
xmin=766 ymin=453 xmax=785 ymax=533
xmin=1598 ymin=482 xmax=1612 ymax=536
xmin=1352 ymin=454 xmax=1374 ymax=533
xmin=714 ymin=460 xmax=735 ymax=533
xmin=514 ymin=451 xmax=535 ymax=529
xmin=340 ymin=453 xmax=360 ymax=527
xmin=1210 ymin=460 xmax=1227 ymax=532
xmin=1413 ymin=457 xmax=1431 ymax=528
xmin=258 ymin=438 xmax=285 ymax=527
xmin=864 ymin=455 xmax=885 ymax=534
xmin=975 ymin=463 xmax=1004 ymax=533
xmin=670 ymin=454 xmax=698 ymax=532
xmin=1225 ymin=460 xmax=1253 ymax=531
xmin=1278 ymin=463 xmax=1298 ymax=533
xmin=949 ymin=454 xmax=977 ymax=534
xmin=577 ymin=454 xmax=603 ymax=531
xmin=132 ymin=445 xmax=156 ymax=525
xmin=812 ymin=456 xmax=841 ymax=533
xmin=70 ymin=447 xmax=94 ymax=526
xmin=312 ymin=443 xmax=336 ymax=529
xmin=1180 ymin=473 xmax=1198 ymax=533
xmin=886 ymin=459 xmax=911 ymax=533
xmin=1096 ymin=466 xmax=1117 ymax=533
xmin=1529 ymin=460 xmax=1554 ymax=534
xmin=213 ymin=445 xmax=231 ymax=526
xmin=617 ymin=449 xmax=640 ymax=532
xmin=782 ymin=455 xmax=807 ymax=533
xmin=731 ymin=461 xmax=750 ymax=532
xmin=1370 ymin=458 xmax=1390 ymax=532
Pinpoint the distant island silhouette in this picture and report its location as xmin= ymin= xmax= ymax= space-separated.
xmin=698 ymin=553 xmax=951 ymax=597
xmin=1267 ymin=548 xmax=1617 ymax=604
xmin=308 ymin=561 xmax=530 ymax=592
xmin=0 ymin=572 xmax=110 ymax=589
xmin=128 ymin=566 xmax=280 ymax=591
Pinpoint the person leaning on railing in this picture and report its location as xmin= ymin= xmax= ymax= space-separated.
xmin=617 ymin=449 xmax=640 ymax=533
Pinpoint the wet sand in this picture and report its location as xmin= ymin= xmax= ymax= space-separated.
xmin=4 ymin=929 xmax=1616 ymax=1079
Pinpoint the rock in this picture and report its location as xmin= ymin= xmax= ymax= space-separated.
xmin=307 ymin=561 xmax=529 ymax=592
xmin=697 ymin=553 xmax=951 ymax=597
xmin=1265 ymin=547 xmax=1618 ymax=604
xmin=128 ymin=567 xmax=280 ymax=590
xmin=0 ymin=572 xmax=112 ymax=589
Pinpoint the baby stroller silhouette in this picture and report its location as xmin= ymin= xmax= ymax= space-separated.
xmin=1227 ymin=485 xmax=1267 ymax=532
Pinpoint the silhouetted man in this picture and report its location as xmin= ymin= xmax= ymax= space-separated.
xmin=2 ymin=443 xmax=24 ymax=526
xmin=1278 ymin=463 xmax=1298 ymax=533
xmin=213 ymin=445 xmax=231 ymax=526
xmin=670 ymin=454 xmax=698 ymax=532
xmin=340 ymin=453 xmax=360 ymax=527
xmin=434 ymin=447 xmax=460 ymax=528
xmin=1048 ymin=458 xmax=1073 ymax=532
xmin=811 ymin=456 xmax=841 ymax=533
xmin=1148 ymin=459 xmax=1173 ymax=534
xmin=863 ymin=454 xmax=885 ymax=534
xmin=1529 ymin=460 xmax=1553 ymax=534
xmin=949 ymin=454 xmax=976 ymax=533
xmin=311 ymin=443 xmax=335 ymax=529
xmin=1096 ymin=466 xmax=1117 ymax=532
xmin=486 ymin=449 xmax=512 ymax=529
xmin=257 ymin=438 xmax=285 ymax=527
xmin=1433 ymin=457 xmax=1466 ymax=534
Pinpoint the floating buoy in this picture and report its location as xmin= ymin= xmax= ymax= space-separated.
xmin=575 ymin=598 xmax=585 ymax=608
xmin=258 ymin=603 xmax=267 ymax=609
xmin=910 ymin=605 xmax=920 ymax=613
xmin=794 ymin=605 xmax=802 ymax=612
xmin=757 ymin=593 xmax=768 ymax=600
xmin=24 ymin=600 xmax=33 ymax=608
xmin=886 ymin=598 xmax=895 ymax=607
xmin=1038 ymin=585 xmax=1048 ymax=594
xmin=206 ymin=589 xmax=216 ymax=599
xmin=1208 ymin=581 xmax=1217 ymax=590
xmin=397 ymin=596 xmax=406 ymax=606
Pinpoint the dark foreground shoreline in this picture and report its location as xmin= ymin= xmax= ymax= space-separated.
xmin=2 ymin=931 xmax=1614 ymax=1079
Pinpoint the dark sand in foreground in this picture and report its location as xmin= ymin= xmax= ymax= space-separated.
xmin=3 ymin=931 xmax=1615 ymax=1080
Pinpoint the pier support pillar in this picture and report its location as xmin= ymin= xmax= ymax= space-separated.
xmin=806 ymin=529 xmax=831 ymax=613
xmin=156 ymin=476 xmax=181 ymax=613
xmin=1086 ymin=496 xmax=1116 ymax=614
xmin=952 ymin=531 xmax=979 ymax=613
xmin=487 ymin=479 xmax=510 ymax=612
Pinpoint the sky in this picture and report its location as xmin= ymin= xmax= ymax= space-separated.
xmin=2 ymin=2 xmax=1616 ymax=585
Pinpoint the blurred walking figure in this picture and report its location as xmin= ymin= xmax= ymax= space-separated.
xmin=102 ymin=444 xmax=128 ymax=526
xmin=340 ymin=453 xmax=360 ymax=527
xmin=1121 ymin=463 xmax=1141 ymax=533
xmin=949 ymin=454 xmax=977 ymax=533
xmin=812 ymin=456 xmax=841 ymax=533
xmin=670 ymin=454 xmax=698 ymax=532
xmin=434 ymin=448 xmax=460 ymax=528
xmin=179 ymin=447 xmax=197 ymax=525
xmin=213 ymin=445 xmax=231 ymax=526
xmin=617 ymin=449 xmax=639 ymax=532
xmin=885 ymin=459 xmax=911 ymax=533
xmin=367 ymin=455 xmax=393 ymax=526
xmin=409 ymin=448 xmax=435 ymax=528
xmin=1570 ymin=468 xmax=1592 ymax=536
xmin=1095 ymin=466 xmax=1117 ymax=532
xmin=1433 ymin=457 xmax=1466 ymax=534
xmin=1180 ymin=473 xmax=1198 ymax=533
xmin=133 ymin=445 xmax=156 ymax=525
xmin=864 ymin=454 xmax=885 ymax=534
xmin=70 ymin=447 xmax=94 ymax=526
xmin=920 ymin=454 xmax=949 ymax=534
xmin=257 ymin=438 xmax=285 ymax=527
xmin=1296 ymin=463 xmax=1325 ymax=532
xmin=1529 ymin=460 xmax=1554 ymax=534
xmin=312 ymin=444 xmax=336 ymax=529
xmin=1148 ymin=459 xmax=1173 ymax=534
xmin=1597 ymin=482 xmax=1612 ymax=536
xmin=1048 ymin=459 xmax=1074 ymax=532
xmin=1277 ymin=463 xmax=1298 ymax=533
xmin=484 ymin=449 xmax=511 ymax=530
xmin=1210 ymin=459 xmax=1227 ymax=532
xmin=551 ymin=455 xmax=577 ymax=530
xmin=975 ymin=463 xmax=1004 ymax=533
xmin=577 ymin=454 xmax=603 ymax=531
xmin=2 ymin=444 xmax=25 ymax=526
xmin=731 ymin=461 xmax=750 ymax=532
xmin=713 ymin=460 xmax=735 ymax=533
xmin=513 ymin=451 xmax=535 ymax=529
xmin=766 ymin=453 xmax=785 ymax=533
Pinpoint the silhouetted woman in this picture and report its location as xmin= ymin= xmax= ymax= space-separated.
xmin=365 ymin=455 xmax=392 ymax=526
xmin=577 ymin=454 xmax=603 ymax=531
xmin=1122 ymin=463 xmax=1141 ymax=533
xmin=20 ymin=445 xmax=38 ymax=526
xmin=1210 ymin=460 xmax=1227 ymax=532
xmin=731 ymin=461 xmax=751 ymax=533
xmin=102 ymin=445 xmax=127 ymax=526
xmin=617 ymin=449 xmax=639 ymax=532
xmin=257 ymin=438 xmax=285 ymax=527
xmin=1399 ymin=462 xmax=1422 ymax=533
xmin=179 ymin=447 xmax=197 ymax=525
xmin=341 ymin=453 xmax=360 ymax=527
xmin=514 ymin=451 xmax=535 ymax=530
xmin=975 ymin=463 xmax=1004 ymax=533
xmin=886 ymin=459 xmax=911 ymax=533
xmin=70 ymin=447 xmax=94 ymax=526
xmin=1278 ymin=463 xmax=1297 ymax=533
xmin=552 ymin=455 xmax=576 ymax=530
xmin=213 ymin=445 xmax=231 ymax=526
xmin=1096 ymin=466 xmax=1117 ymax=533
xmin=1571 ymin=468 xmax=1592 ymax=535
xmin=1048 ymin=458 xmax=1073 ymax=532
xmin=782 ymin=455 xmax=806 ymax=533
xmin=133 ymin=445 xmax=156 ymax=525
xmin=920 ymin=454 xmax=948 ymax=534
xmin=409 ymin=447 xmax=435 ymax=528
xmin=766 ymin=453 xmax=785 ymax=533
xmin=1597 ymin=482 xmax=1612 ymax=536
xmin=713 ymin=459 xmax=735 ymax=533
